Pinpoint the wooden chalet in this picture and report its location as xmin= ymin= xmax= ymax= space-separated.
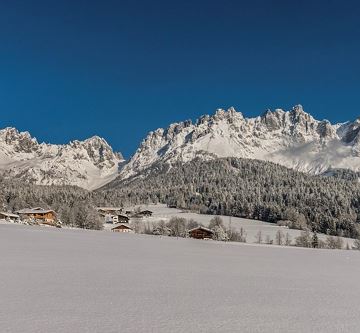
xmin=111 ymin=224 xmax=134 ymax=233
xmin=16 ymin=208 xmax=56 ymax=222
xmin=0 ymin=212 xmax=20 ymax=221
xmin=188 ymin=226 xmax=214 ymax=240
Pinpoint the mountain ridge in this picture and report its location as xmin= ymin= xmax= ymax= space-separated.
xmin=0 ymin=127 xmax=124 ymax=190
xmin=2 ymin=104 xmax=360 ymax=189
xmin=118 ymin=105 xmax=360 ymax=180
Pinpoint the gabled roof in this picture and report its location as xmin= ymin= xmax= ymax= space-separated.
xmin=188 ymin=226 xmax=214 ymax=234
xmin=111 ymin=223 xmax=133 ymax=230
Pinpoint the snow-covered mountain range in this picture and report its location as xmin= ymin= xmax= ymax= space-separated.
xmin=2 ymin=105 xmax=360 ymax=189
xmin=119 ymin=105 xmax=360 ymax=180
xmin=0 ymin=127 xmax=123 ymax=190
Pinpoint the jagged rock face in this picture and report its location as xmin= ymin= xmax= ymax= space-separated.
xmin=0 ymin=128 xmax=123 ymax=190
xmin=119 ymin=105 xmax=360 ymax=179
xmin=0 ymin=127 xmax=40 ymax=154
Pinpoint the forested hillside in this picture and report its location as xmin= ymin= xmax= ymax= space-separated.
xmin=102 ymin=158 xmax=360 ymax=238
xmin=0 ymin=177 xmax=118 ymax=229
xmin=3 ymin=156 xmax=360 ymax=238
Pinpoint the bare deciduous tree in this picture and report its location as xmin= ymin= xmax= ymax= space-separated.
xmin=255 ymin=230 xmax=263 ymax=244
xmin=275 ymin=230 xmax=284 ymax=245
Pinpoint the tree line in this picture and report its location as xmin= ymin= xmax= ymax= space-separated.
xmin=101 ymin=157 xmax=360 ymax=238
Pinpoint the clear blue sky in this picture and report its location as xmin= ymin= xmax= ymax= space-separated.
xmin=1 ymin=0 xmax=359 ymax=157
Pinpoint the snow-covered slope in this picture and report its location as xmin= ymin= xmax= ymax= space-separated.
xmin=1 ymin=224 xmax=360 ymax=333
xmin=120 ymin=105 xmax=360 ymax=179
xmin=0 ymin=128 xmax=123 ymax=190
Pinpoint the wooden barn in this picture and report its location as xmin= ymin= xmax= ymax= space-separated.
xmin=188 ymin=226 xmax=214 ymax=240
xmin=133 ymin=210 xmax=153 ymax=218
xmin=111 ymin=224 xmax=133 ymax=233
xmin=16 ymin=208 xmax=56 ymax=222
xmin=139 ymin=210 xmax=153 ymax=217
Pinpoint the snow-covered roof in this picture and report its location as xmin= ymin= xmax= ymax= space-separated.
xmin=16 ymin=208 xmax=55 ymax=215
xmin=99 ymin=211 xmax=125 ymax=217
xmin=97 ymin=207 xmax=123 ymax=211
xmin=0 ymin=212 xmax=19 ymax=218
xmin=188 ymin=226 xmax=214 ymax=234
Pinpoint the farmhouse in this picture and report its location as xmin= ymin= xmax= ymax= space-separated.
xmin=103 ymin=213 xmax=129 ymax=224
xmin=16 ymin=208 xmax=56 ymax=222
xmin=188 ymin=226 xmax=214 ymax=240
xmin=97 ymin=207 xmax=128 ymax=224
xmin=0 ymin=212 xmax=20 ymax=221
xmin=111 ymin=224 xmax=134 ymax=233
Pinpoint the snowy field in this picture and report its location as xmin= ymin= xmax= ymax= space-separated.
xmin=126 ymin=204 xmax=355 ymax=246
xmin=1 ymin=224 xmax=360 ymax=333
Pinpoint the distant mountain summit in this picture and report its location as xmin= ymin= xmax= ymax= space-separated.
xmin=119 ymin=105 xmax=360 ymax=180
xmin=0 ymin=127 xmax=123 ymax=190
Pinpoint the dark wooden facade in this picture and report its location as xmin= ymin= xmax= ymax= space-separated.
xmin=118 ymin=215 xmax=130 ymax=223
xmin=188 ymin=227 xmax=214 ymax=240
xmin=138 ymin=210 xmax=153 ymax=217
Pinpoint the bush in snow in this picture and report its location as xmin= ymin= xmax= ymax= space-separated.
xmin=166 ymin=217 xmax=187 ymax=237
xmin=212 ymin=225 xmax=229 ymax=241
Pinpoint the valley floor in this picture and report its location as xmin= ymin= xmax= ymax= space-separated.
xmin=0 ymin=224 xmax=359 ymax=333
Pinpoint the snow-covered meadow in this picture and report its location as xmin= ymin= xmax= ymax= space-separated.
xmin=1 ymin=223 xmax=359 ymax=333
xmin=125 ymin=204 xmax=355 ymax=247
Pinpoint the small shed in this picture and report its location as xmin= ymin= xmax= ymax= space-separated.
xmin=111 ymin=224 xmax=133 ymax=233
xmin=135 ymin=210 xmax=153 ymax=218
xmin=188 ymin=226 xmax=214 ymax=240
xmin=0 ymin=212 xmax=20 ymax=221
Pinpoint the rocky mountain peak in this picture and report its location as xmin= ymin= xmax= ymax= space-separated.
xmin=0 ymin=128 xmax=123 ymax=190
xmin=0 ymin=127 xmax=39 ymax=153
xmin=118 ymin=105 xmax=360 ymax=180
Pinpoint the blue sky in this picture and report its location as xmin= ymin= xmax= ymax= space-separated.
xmin=0 ymin=0 xmax=359 ymax=157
